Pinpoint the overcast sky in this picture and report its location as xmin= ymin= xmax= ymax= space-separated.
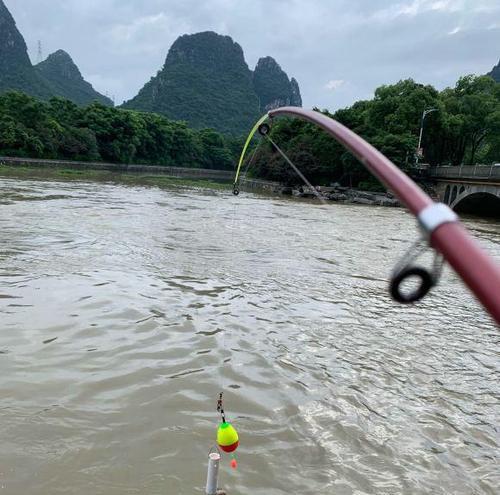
xmin=7 ymin=0 xmax=500 ymax=109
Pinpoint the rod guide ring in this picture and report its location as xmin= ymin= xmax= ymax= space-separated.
xmin=390 ymin=266 xmax=435 ymax=304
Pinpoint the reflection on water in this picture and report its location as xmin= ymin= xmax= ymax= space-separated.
xmin=0 ymin=176 xmax=499 ymax=495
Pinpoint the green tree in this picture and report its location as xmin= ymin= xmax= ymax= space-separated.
xmin=0 ymin=91 xmax=238 ymax=170
xmin=441 ymin=76 xmax=500 ymax=164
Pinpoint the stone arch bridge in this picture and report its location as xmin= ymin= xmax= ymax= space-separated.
xmin=429 ymin=166 xmax=500 ymax=218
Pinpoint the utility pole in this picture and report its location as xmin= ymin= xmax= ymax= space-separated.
xmin=415 ymin=108 xmax=437 ymax=167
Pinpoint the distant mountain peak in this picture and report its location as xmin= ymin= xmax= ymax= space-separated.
xmin=123 ymin=32 xmax=302 ymax=134
xmin=290 ymin=78 xmax=302 ymax=106
xmin=488 ymin=59 xmax=500 ymax=83
xmin=38 ymin=50 xmax=82 ymax=80
xmin=257 ymin=56 xmax=280 ymax=68
xmin=0 ymin=0 xmax=53 ymax=98
xmin=166 ymin=31 xmax=248 ymax=74
xmin=123 ymin=31 xmax=260 ymax=134
xmin=0 ymin=1 xmax=112 ymax=106
xmin=253 ymin=56 xmax=302 ymax=112
xmin=36 ymin=50 xmax=113 ymax=106
xmin=0 ymin=0 xmax=29 ymax=69
xmin=48 ymin=49 xmax=73 ymax=61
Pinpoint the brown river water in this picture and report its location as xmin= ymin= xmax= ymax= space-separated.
xmin=0 ymin=176 xmax=499 ymax=495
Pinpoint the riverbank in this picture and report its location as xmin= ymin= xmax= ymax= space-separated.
xmin=0 ymin=164 xmax=400 ymax=206
xmin=0 ymin=158 xmax=401 ymax=207
xmin=287 ymin=185 xmax=401 ymax=207
xmin=0 ymin=164 xmax=229 ymax=191
xmin=0 ymin=156 xmax=233 ymax=180
xmin=243 ymin=180 xmax=401 ymax=207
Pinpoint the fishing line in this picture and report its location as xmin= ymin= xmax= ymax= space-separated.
xmin=241 ymin=141 xmax=261 ymax=182
xmin=234 ymin=114 xmax=270 ymax=185
xmin=220 ymin=141 xmax=258 ymax=391
xmin=218 ymin=138 xmax=263 ymax=412
xmin=233 ymin=114 xmax=327 ymax=203
xmin=215 ymin=116 xmax=327 ymax=475
xmin=220 ymin=191 xmax=239 ymax=392
xmin=233 ymin=139 xmax=263 ymax=195
xmin=264 ymin=135 xmax=327 ymax=205
xmin=209 ymin=169 xmax=241 ymax=473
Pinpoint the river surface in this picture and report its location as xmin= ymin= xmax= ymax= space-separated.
xmin=0 ymin=176 xmax=499 ymax=495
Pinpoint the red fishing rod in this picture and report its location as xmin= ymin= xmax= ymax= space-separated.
xmin=234 ymin=107 xmax=500 ymax=325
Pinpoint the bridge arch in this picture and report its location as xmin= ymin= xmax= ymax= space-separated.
xmin=450 ymin=185 xmax=458 ymax=205
xmin=433 ymin=168 xmax=500 ymax=218
xmin=444 ymin=185 xmax=451 ymax=204
xmin=454 ymin=192 xmax=500 ymax=218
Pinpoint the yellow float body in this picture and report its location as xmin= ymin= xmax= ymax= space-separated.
xmin=217 ymin=422 xmax=239 ymax=453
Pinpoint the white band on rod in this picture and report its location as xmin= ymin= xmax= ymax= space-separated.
xmin=418 ymin=203 xmax=458 ymax=234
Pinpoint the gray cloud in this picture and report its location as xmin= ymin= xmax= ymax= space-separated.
xmin=7 ymin=0 xmax=500 ymax=109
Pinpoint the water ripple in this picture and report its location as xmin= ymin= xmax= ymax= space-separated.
xmin=0 ymin=177 xmax=498 ymax=495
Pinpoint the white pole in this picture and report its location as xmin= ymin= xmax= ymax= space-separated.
xmin=415 ymin=110 xmax=425 ymax=167
xmin=417 ymin=110 xmax=426 ymax=152
xmin=206 ymin=451 xmax=221 ymax=495
xmin=416 ymin=108 xmax=437 ymax=167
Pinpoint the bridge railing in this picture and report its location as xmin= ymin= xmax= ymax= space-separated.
xmin=430 ymin=165 xmax=500 ymax=179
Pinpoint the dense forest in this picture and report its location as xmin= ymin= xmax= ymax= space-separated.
xmin=0 ymin=91 xmax=238 ymax=169
xmin=3 ymin=0 xmax=499 ymax=190
xmin=250 ymin=75 xmax=500 ymax=188
xmin=2 ymin=0 xmax=303 ymax=134
xmin=1 ymin=75 xmax=499 ymax=189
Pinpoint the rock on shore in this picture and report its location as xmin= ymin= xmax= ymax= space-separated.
xmin=292 ymin=186 xmax=400 ymax=207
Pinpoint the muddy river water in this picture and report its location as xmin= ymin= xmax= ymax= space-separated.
xmin=0 ymin=177 xmax=498 ymax=494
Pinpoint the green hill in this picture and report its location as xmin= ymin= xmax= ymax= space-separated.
xmin=123 ymin=32 xmax=302 ymax=135
xmin=2 ymin=0 xmax=303 ymax=131
xmin=123 ymin=32 xmax=261 ymax=135
xmin=36 ymin=50 xmax=113 ymax=106
xmin=488 ymin=59 xmax=500 ymax=83
xmin=0 ymin=0 xmax=53 ymax=99
xmin=253 ymin=56 xmax=302 ymax=112
xmin=0 ymin=0 xmax=112 ymax=106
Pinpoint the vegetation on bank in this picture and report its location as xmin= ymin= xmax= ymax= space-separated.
xmin=0 ymin=163 xmax=229 ymax=190
xmin=251 ymin=76 xmax=500 ymax=187
xmin=2 ymin=0 xmax=303 ymax=135
xmin=0 ymin=91 xmax=240 ymax=169
xmin=1 ymin=75 xmax=499 ymax=191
